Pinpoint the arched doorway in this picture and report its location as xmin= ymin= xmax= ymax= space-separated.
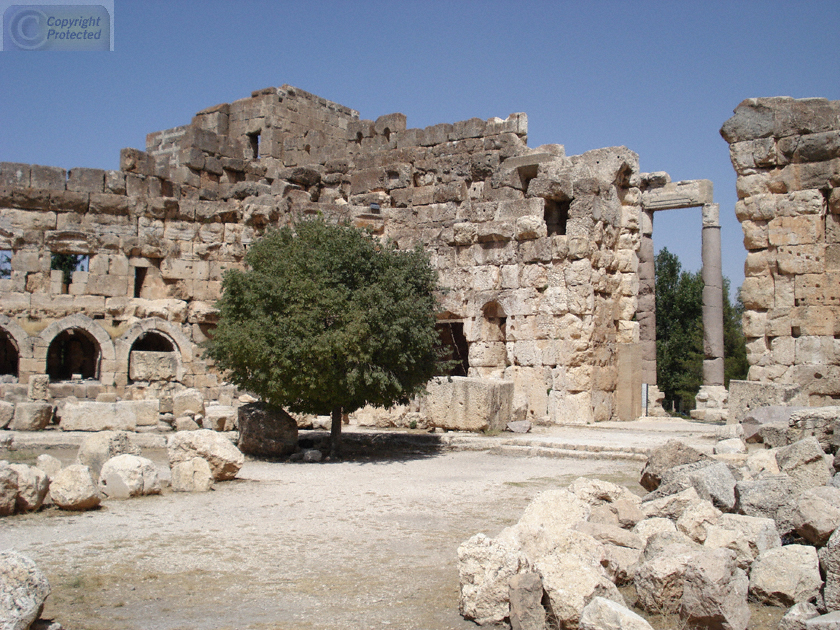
xmin=46 ymin=328 xmax=101 ymax=380
xmin=0 ymin=328 xmax=19 ymax=378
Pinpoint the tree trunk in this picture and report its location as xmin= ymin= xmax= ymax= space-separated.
xmin=330 ymin=405 xmax=342 ymax=458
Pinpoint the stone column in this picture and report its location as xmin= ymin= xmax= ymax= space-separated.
xmin=638 ymin=210 xmax=657 ymax=385
xmin=701 ymin=203 xmax=724 ymax=386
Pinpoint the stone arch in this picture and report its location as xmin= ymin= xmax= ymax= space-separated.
xmin=0 ymin=315 xmax=31 ymax=378
xmin=116 ymin=318 xmax=192 ymax=383
xmin=35 ymin=314 xmax=115 ymax=382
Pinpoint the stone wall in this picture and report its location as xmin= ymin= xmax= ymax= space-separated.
xmin=0 ymin=84 xmax=653 ymax=424
xmin=721 ymin=97 xmax=840 ymax=407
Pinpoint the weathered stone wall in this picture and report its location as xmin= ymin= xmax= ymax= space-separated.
xmin=0 ymin=84 xmax=650 ymax=424
xmin=722 ymin=97 xmax=840 ymax=407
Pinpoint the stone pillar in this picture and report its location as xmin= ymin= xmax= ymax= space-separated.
xmin=701 ymin=203 xmax=724 ymax=386
xmin=638 ymin=210 xmax=657 ymax=385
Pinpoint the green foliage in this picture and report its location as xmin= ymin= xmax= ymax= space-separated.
xmin=655 ymin=248 xmax=748 ymax=414
xmin=205 ymin=219 xmax=442 ymax=418
xmin=50 ymin=253 xmax=85 ymax=285
xmin=655 ymin=248 xmax=704 ymax=413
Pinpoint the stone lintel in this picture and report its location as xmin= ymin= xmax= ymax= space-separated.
xmin=500 ymin=152 xmax=556 ymax=173
xmin=642 ymin=179 xmax=714 ymax=211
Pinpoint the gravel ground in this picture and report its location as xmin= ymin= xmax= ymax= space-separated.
xmin=1 ymin=446 xmax=645 ymax=630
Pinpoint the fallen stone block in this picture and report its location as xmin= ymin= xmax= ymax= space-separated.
xmin=781 ymin=602 xmax=821 ymax=630
xmin=680 ymin=548 xmax=750 ymax=630
xmin=793 ymin=486 xmax=840 ymax=546
xmin=749 ymin=544 xmax=822 ymax=607
xmin=0 ymin=550 xmax=51 ymax=630
xmin=11 ymin=402 xmax=53 ymax=431
xmin=76 ymin=431 xmax=141 ymax=479
xmin=50 ymin=464 xmax=101 ymax=511
xmin=776 ymin=437 xmax=832 ymax=492
xmin=203 ymin=405 xmax=237 ymax=431
xmin=170 ymin=457 xmax=214 ymax=492
xmin=9 ymin=464 xmax=48 ymax=512
xmin=640 ymin=440 xmax=710 ymax=492
xmin=59 ymin=400 xmax=159 ymax=431
xmin=421 ymin=376 xmax=513 ymax=432
xmin=580 ymin=596 xmax=653 ymax=630
xmin=237 ymin=402 xmax=297 ymax=457
xmin=0 ymin=463 xmax=18 ymax=516
xmin=98 ymin=454 xmax=161 ymax=499
xmin=168 ymin=429 xmax=243 ymax=481
xmin=508 ymin=571 xmax=546 ymax=630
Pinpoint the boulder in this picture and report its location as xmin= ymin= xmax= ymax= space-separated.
xmin=632 ymin=517 xmax=677 ymax=547
xmin=715 ymin=438 xmax=748 ymax=455
xmin=680 ymin=548 xmax=750 ymax=630
xmin=805 ymin=611 xmax=840 ymax=630
xmin=175 ymin=416 xmax=200 ymax=431
xmin=643 ymin=531 xmax=701 ymax=561
xmin=640 ymin=440 xmax=710 ymax=491
xmin=741 ymin=405 xmax=805 ymax=443
xmin=0 ymin=400 xmax=13 ymax=429
xmin=580 ymin=597 xmax=653 ymax=630
xmin=734 ymin=475 xmax=799 ymax=534
xmin=793 ymin=486 xmax=840 ymax=546
xmin=34 ymin=454 xmax=62 ymax=480
xmin=0 ymin=550 xmax=51 ymax=630
xmin=170 ymin=457 xmax=214 ymax=492
xmin=0 ymin=463 xmax=18 ymax=516
xmin=568 ymin=477 xmax=641 ymax=506
xmin=508 ymin=571 xmax=546 ymax=630
xmin=237 ymin=402 xmax=298 ymax=458
xmin=749 ymin=544 xmax=822 ymax=607
xmin=789 ymin=406 xmax=840 ymax=453
xmin=780 ymin=602 xmax=821 ymax=630
xmin=676 ymin=499 xmax=722 ymax=544
xmin=688 ymin=462 xmax=738 ymax=512
xmin=49 ymin=464 xmax=101 ymax=511
xmin=574 ymin=521 xmax=643 ymax=550
xmin=744 ymin=449 xmax=781 ymax=476
xmin=457 ymin=533 xmax=528 ymax=625
xmin=776 ymin=437 xmax=833 ymax=491
xmin=641 ymin=487 xmax=702 ymax=520
xmin=98 ymin=454 xmax=161 ymax=499
xmin=9 ymin=464 xmax=49 ymax=512
xmin=11 ymin=402 xmax=53 ymax=431
xmin=536 ymin=550 xmax=625 ymax=629
xmin=703 ymin=513 xmax=781 ymax=570
xmin=76 ymin=431 xmax=141 ymax=479
xmin=172 ymin=388 xmax=205 ymax=418
xmin=506 ymin=420 xmax=532 ymax=434
xmin=602 ymin=544 xmax=643 ymax=586
xmin=818 ymin=528 xmax=840 ymax=611
xmin=168 ymin=430 xmax=244 ymax=481
xmin=203 ymin=405 xmax=237 ymax=432
xmin=645 ymin=460 xmax=714 ymax=500
xmin=499 ymin=526 xmax=605 ymax=570
xmin=634 ymin=547 xmax=700 ymax=614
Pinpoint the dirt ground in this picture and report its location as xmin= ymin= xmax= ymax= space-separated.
xmin=1 ymin=443 xmax=646 ymax=630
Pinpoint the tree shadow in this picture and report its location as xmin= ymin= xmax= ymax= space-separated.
xmin=289 ymin=429 xmax=449 ymax=464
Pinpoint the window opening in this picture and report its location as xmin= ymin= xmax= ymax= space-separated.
xmin=435 ymin=322 xmax=469 ymax=377
xmin=0 ymin=250 xmax=11 ymax=279
xmin=50 ymin=253 xmax=89 ymax=293
xmin=544 ymin=199 xmax=569 ymax=236
xmin=248 ymin=132 xmax=260 ymax=160
xmin=134 ymin=267 xmax=147 ymax=298
xmin=131 ymin=332 xmax=175 ymax=352
xmin=46 ymin=328 xmax=100 ymax=381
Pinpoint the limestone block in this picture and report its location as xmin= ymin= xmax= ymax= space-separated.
xmin=203 ymin=405 xmax=237 ymax=432
xmin=549 ymin=390 xmax=592 ymax=425
xmin=237 ymin=403 xmax=297 ymax=456
xmin=634 ymin=548 xmax=701 ymax=614
xmin=98 ymin=454 xmax=161 ymax=499
xmin=67 ymin=167 xmax=105 ymax=193
xmin=50 ymin=464 xmax=101 ymax=511
xmin=173 ymin=388 xmax=205 ymax=418
xmin=0 ymin=464 xmax=17 ymax=516
xmin=168 ymin=430 xmax=243 ymax=481
xmin=639 ymin=440 xmax=710 ymax=492
xmin=792 ymin=486 xmax=840 ymax=546
xmin=740 ymin=276 xmax=775 ymax=309
xmin=536 ymin=551 xmax=624 ymax=628
xmin=508 ymin=571 xmax=546 ymax=630
xmin=0 ymin=401 xmax=13 ymax=430
xmin=76 ymin=430 xmax=141 ymax=478
xmin=9 ymin=464 xmax=49 ymax=512
xmin=421 ymin=377 xmax=513 ymax=432
xmin=580 ymin=597 xmax=653 ymax=630
xmin=741 ymin=220 xmax=769 ymax=250
xmin=0 ymin=550 xmax=51 ymax=630
xmin=457 ymin=532 xmax=528 ymax=625
xmin=170 ymin=457 xmax=214 ymax=492
xmin=777 ymin=244 xmax=825 ymax=275
xmin=770 ymin=215 xmax=823 ymax=246
xmin=704 ymin=514 xmax=781 ymax=570
xmin=776 ymin=437 xmax=832 ymax=491
xmin=11 ymin=402 xmax=53 ymax=431
xmin=676 ymin=500 xmax=722 ymax=544
xmin=60 ymin=401 xmax=147 ymax=432
xmin=129 ymin=351 xmax=178 ymax=381
xmin=749 ymin=545 xmax=822 ymax=607
xmin=680 ymin=548 xmax=750 ymax=630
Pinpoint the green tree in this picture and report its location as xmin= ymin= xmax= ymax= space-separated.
xmin=50 ymin=253 xmax=85 ymax=285
xmin=205 ymin=218 xmax=442 ymax=457
xmin=654 ymin=248 xmax=748 ymax=414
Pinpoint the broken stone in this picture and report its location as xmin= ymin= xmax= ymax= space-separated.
xmin=168 ymin=429 xmax=243 ymax=481
xmin=49 ymin=464 xmax=101 ymax=511
xmin=749 ymin=544 xmax=822 ymax=607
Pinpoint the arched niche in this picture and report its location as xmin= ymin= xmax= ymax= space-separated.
xmin=0 ymin=316 xmax=32 ymax=379
xmin=116 ymin=318 xmax=191 ymax=384
xmin=35 ymin=315 xmax=115 ymax=382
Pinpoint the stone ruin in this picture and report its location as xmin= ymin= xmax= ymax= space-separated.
xmin=1 ymin=85 xmax=834 ymax=432
xmin=722 ymin=97 xmax=840 ymax=421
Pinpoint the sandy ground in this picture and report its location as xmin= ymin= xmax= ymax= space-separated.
xmin=1 ymin=443 xmax=647 ymax=630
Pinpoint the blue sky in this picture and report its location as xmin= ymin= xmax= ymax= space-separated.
xmin=1 ymin=0 xmax=838 ymax=297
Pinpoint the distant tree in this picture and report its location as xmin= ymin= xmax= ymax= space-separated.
xmin=654 ymin=248 xmax=748 ymax=414
xmin=205 ymin=219 xmax=443 ymax=457
xmin=50 ymin=253 xmax=85 ymax=285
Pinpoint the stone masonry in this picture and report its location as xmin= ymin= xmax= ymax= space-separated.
xmin=722 ymin=97 xmax=840 ymax=411
xmin=0 ymin=84 xmax=723 ymax=425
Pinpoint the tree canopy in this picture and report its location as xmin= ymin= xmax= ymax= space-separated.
xmin=654 ymin=248 xmax=747 ymax=414
xmin=205 ymin=218 xmax=443 ymax=455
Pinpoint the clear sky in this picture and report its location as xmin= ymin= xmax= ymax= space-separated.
xmin=1 ymin=0 xmax=838 ymax=298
